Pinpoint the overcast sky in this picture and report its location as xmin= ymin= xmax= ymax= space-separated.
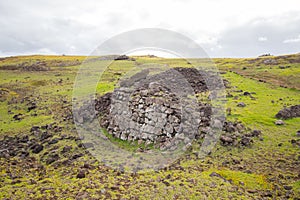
xmin=1 ymin=0 xmax=300 ymax=58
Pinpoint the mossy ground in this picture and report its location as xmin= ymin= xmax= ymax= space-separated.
xmin=0 ymin=54 xmax=299 ymax=199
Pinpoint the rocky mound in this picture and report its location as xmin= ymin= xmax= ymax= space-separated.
xmin=75 ymin=67 xmax=260 ymax=150
xmin=1 ymin=61 xmax=50 ymax=71
xmin=275 ymin=105 xmax=300 ymax=119
xmin=114 ymin=55 xmax=136 ymax=61
xmin=101 ymin=83 xmax=204 ymax=150
xmin=99 ymin=67 xmax=211 ymax=150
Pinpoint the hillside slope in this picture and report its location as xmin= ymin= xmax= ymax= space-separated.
xmin=0 ymin=54 xmax=299 ymax=199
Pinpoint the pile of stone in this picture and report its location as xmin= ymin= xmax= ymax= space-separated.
xmin=275 ymin=105 xmax=300 ymax=119
xmin=1 ymin=61 xmax=49 ymax=71
xmin=114 ymin=55 xmax=136 ymax=61
xmin=97 ymin=67 xmax=223 ymax=150
xmin=75 ymin=67 xmax=259 ymax=150
xmin=103 ymin=82 xmax=190 ymax=150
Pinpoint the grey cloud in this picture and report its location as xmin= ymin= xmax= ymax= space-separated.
xmin=210 ymin=13 xmax=300 ymax=57
xmin=0 ymin=1 xmax=300 ymax=57
xmin=0 ymin=0 xmax=108 ymax=55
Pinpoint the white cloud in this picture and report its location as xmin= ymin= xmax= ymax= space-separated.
xmin=258 ymin=37 xmax=268 ymax=42
xmin=0 ymin=0 xmax=300 ymax=57
xmin=283 ymin=35 xmax=300 ymax=43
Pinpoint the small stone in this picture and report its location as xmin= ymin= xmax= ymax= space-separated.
xmin=174 ymin=134 xmax=184 ymax=142
xmin=72 ymin=153 xmax=83 ymax=160
xmin=46 ymin=154 xmax=59 ymax=164
xmin=48 ymin=138 xmax=59 ymax=145
xmin=165 ymin=123 xmax=173 ymax=134
xmin=165 ymin=108 xmax=173 ymax=114
xmin=275 ymin=120 xmax=284 ymax=125
xmin=247 ymin=189 xmax=257 ymax=194
xmin=83 ymin=142 xmax=94 ymax=148
xmin=237 ymin=102 xmax=246 ymax=107
xmin=13 ymin=113 xmax=23 ymax=121
xmin=30 ymin=126 xmax=40 ymax=133
xmin=83 ymin=163 xmax=91 ymax=169
xmin=296 ymin=130 xmax=300 ymax=137
xmin=251 ymin=130 xmax=261 ymax=137
xmin=61 ymin=146 xmax=72 ymax=153
xmin=240 ymin=137 xmax=252 ymax=146
xmin=32 ymin=144 xmax=43 ymax=154
xmin=283 ymin=185 xmax=292 ymax=190
xmin=76 ymin=170 xmax=86 ymax=179
xmin=220 ymin=135 xmax=234 ymax=144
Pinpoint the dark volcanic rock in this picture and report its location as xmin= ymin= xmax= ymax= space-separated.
xmin=46 ymin=153 xmax=59 ymax=164
xmin=76 ymin=67 xmax=258 ymax=149
xmin=61 ymin=146 xmax=72 ymax=153
xmin=27 ymin=102 xmax=37 ymax=111
xmin=220 ymin=135 xmax=234 ymax=144
xmin=240 ymin=136 xmax=253 ymax=146
xmin=92 ymin=67 xmax=216 ymax=150
xmin=31 ymin=144 xmax=44 ymax=154
xmin=237 ymin=102 xmax=246 ymax=107
xmin=13 ymin=113 xmax=23 ymax=121
xmin=275 ymin=105 xmax=300 ymax=119
xmin=48 ymin=138 xmax=59 ymax=145
xmin=114 ymin=55 xmax=135 ymax=61
xmin=76 ymin=170 xmax=86 ymax=178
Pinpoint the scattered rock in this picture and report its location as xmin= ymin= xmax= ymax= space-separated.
xmin=240 ymin=136 xmax=253 ymax=146
xmin=263 ymin=59 xmax=278 ymax=65
xmin=237 ymin=102 xmax=246 ymax=107
xmin=275 ymin=105 xmax=300 ymax=119
xmin=48 ymin=138 xmax=59 ymax=145
xmin=31 ymin=144 xmax=44 ymax=154
xmin=27 ymin=102 xmax=37 ymax=111
xmin=82 ymin=142 xmax=94 ymax=149
xmin=30 ymin=126 xmax=40 ymax=133
xmin=61 ymin=146 xmax=72 ymax=153
xmin=46 ymin=153 xmax=59 ymax=164
xmin=76 ymin=170 xmax=86 ymax=179
xmin=114 ymin=55 xmax=135 ymax=61
xmin=13 ymin=113 xmax=23 ymax=121
xmin=283 ymin=185 xmax=293 ymax=190
xmin=209 ymin=172 xmax=228 ymax=182
xmin=262 ymin=190 xmax=273 ymax=197
xmin=72 ymin=153 xmax=83 ymax=160
xmin=249 ymin=130 xmax=261 ymax=137
xmin=220 ymin=135 xmax=234 ymax=145
xmin=278 ymin=65 xmax=291 ymax=69
xmin=275 ymin=120 xmax=285 ymax=125
xmin=247 ymin=189 xmax=257 ymax=194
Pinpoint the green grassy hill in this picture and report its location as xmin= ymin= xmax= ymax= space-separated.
xmin=0 ymin=54 xmax=299 ymax=199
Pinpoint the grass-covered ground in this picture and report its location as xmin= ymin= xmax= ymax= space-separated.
xmin=0 ymin=54 xmax=299 ymax=199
